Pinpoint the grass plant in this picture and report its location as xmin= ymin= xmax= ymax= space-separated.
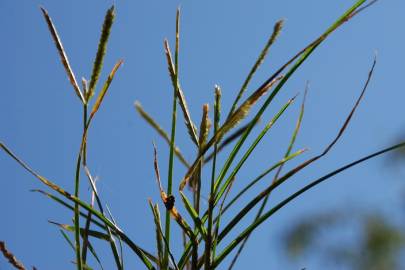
xmin=2 ymin=1 xmax=404 ymax=269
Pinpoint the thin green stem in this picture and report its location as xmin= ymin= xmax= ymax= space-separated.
xmin=164 ymin=9 xmax=181 ymax=269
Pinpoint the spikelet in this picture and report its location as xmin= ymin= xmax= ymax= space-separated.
xmin=164 ymin=40 xmax=199 ymax=146
xmin=217 ymin=74 xmax=284 ymax=141
xmin=228 ymin=19 xmax=284 ymax=118
xmin=189 ymin=104 xmax=211 ymax=190
xmin=199 ymin=104 xmax=211 ymax=149
xmin=40 ymin=7 xmax=85 ymax=103
xmin=88 ymin=5 xmax=115 ymax=101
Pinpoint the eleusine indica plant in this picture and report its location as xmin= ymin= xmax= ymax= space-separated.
xmin=1 ymin=0 xmax=403 ymax=269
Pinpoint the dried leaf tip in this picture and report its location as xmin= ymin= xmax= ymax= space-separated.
xmin=152 ymin=143 xmax=177 ymax=211
xmin=88 ymin=5 xmax=116 ymax=101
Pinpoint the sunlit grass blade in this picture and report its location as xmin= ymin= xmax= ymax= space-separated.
xmin=0 ymin=241 xmax=26 ymax=270
xmin=40 ymin=7 xmax=85 ymax=104
xmin=135 ymin=101 xmax=190 ymax=167
xmin=153 ymin=143 xmax=198 ymax=269
xmin=214 ymin=95 xmax=296 ymax=204
xmin=204 ymin=120 xmax=258 ymax=164
xmin=49 ymin=221 xmax=110 ymax=241
xmin=90 ymin=59 xmax=123 ymax=119
xmin=52 ymin=218 xmax=136 ymax=269
xmin=213 ymin=140 xmax=405 ymax=268
xmin=105 ymin=205 xmax=124 ymax=270
xmin=0 ymin=143 xmax=156 ymax=270
xmin=32 ymin=189 xmax=106 ymax=230
xmin=84 ymin=167 xmax=122 ymax=270
xmin=59 ymin=221 xmax=105 ymax=270
xmin=222 ymin=148 xmax=307 ymax=214
xmin=87 ymin=6 xmax=115 ymax=101
xmin=217 ymin=55 xmax=377 ymax=244
xmin=60 ymin=224 xmax=105 ymax=270
xmin=204 ymin=85 xmax=221 ymax=269
xmin=149 ymin=200 xmax=180 ymax=270
xmin=148 ymin=200 xmax=164 ymax=268
xmin=153 ymin=145 xmax=197 ymax=240
xmin=179 ymin=191 xmax=208 ymax=240
xmin=61 ymin=229 xmax=76 ymax=250
xmin=228 ymin=86 xmax=308 ymax=270
xmin=211 ymin=177 xmax=235 ymax=266
xmin=86 ymin=241 xmax=105 ymax=270
xmin=227 ymin=19 xmax=284 ymax=119
xmin=81 ymin=187 xmax=95 ymax=264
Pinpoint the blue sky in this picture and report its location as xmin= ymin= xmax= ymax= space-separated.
xmin=1 ymin=0 xmax=405 ymax=269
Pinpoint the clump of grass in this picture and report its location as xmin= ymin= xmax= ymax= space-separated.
xmin=2 ymin=1 xmax=404 ymax=270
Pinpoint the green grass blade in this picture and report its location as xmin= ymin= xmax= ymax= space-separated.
xmin=228 ymin=86 xmax=307 ymax=270
xmin=227 ymin=19 xmax=284 ymax=119
xmin=32 ymin=189 xmax=106 ymax=230
xmin=222 ymin=148 xmax=307 ymax=214
xmin=217 ymin=55 xmax=376 ymax=245
xmin=86 ymin=241 xmax=105 ymax=270
xmin=149 ymin=200 xmax=180 ymax=270
xmin=214 ymin=95 xmax=296 ymax=204
xmin=179 ymin=0 xmax=369 ymax=194
xmin=205 ymin=85 xmax=222 ymax=269
xmin=88 ymin=6 xmax=115 ymax=101
xmin=81 ymin=189 xmax=95 ymax=264
xmin=50 ymin=221 xmax=110 ymax=241
xmin=179 ymin=191 xmax=208 ymax=240
xmin=105 ymin=205 xmax=124 ymax=270
xmin=40 ymin=7 xmax=85 ymax=103
xmin=213 ymin=141 xmax=405 ymax=267
xmin=84 ymin=167 xmax=122 ymax=270
xmin=176 ymin=149 xmax=305 ymax=269
xmin=148 ymin=200 xmax=164 ymax=268
xmin=204 ymin=120 xmax=258 ymax=164
xmin=60 ymin=229 xmax=75 ymax=250
xmin=0 ymin=143 xmax=156 ymax=270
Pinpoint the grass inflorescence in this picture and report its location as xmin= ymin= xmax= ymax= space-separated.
xmin=3 ymin=1 xmax=404 ymax=270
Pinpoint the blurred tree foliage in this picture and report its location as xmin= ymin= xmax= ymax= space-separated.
xmin=282 ymin=144 xmax=405 ymax=270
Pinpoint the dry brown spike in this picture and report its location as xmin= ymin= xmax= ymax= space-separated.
xmin=0 ymin=241 xmax=26 ymax=270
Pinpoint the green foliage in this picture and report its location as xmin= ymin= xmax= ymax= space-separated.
xmin=2 ymin=1 xmax=405 ymax=270
xmin=283 ymin=210 xmax=405 ymax=270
